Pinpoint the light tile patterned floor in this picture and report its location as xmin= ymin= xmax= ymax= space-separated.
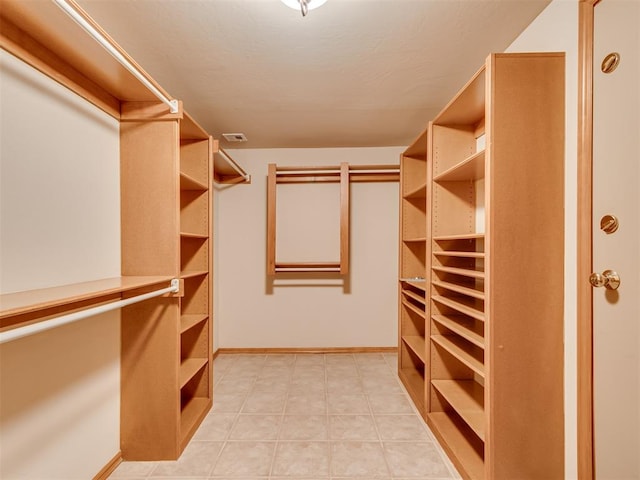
xmin=109 ymin=352 xmax=461 ymax=480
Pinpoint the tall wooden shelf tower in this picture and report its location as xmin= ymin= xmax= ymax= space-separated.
xmin=398 ymin=52 xmax=565 ymax=479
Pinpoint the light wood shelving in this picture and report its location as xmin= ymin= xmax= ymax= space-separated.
xmin=398 ymin=52 xmax=565 ymax=479
xmin=120 ymin=109 xmax=214 ymax=460
xmin=398 ymin=128 xmax=429 ymax=417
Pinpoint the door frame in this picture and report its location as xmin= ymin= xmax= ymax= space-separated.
xmin=577 ymin=0 xmax=599 ymax=478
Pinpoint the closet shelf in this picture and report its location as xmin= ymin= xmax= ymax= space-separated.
xmin=213 ymin=147 xmax=251 ymax=184
xmin=179 ymin=358 xmax=208 ymax=388
xmin=402 ymin=335 xmax=427 ymax=364
xmin=433 ymin=251 xmax=485 ymax=259
xmin=401 ymin=299 xmax=427 ymax=319
xmin=0 ymin=276 xmax=174 ymax=323
xmin=403 ymin=182 xmax=427 ymax=200
xmin=180 ymin=232 xmax=208 ymax=239
xmin=431 ymin=335 xmax=485 ymax=378
xmin=433 ymin=233 xmax=485 ymax=242
xmin=432 ymin=379 xmax=485 ymax=441
xmin=180 ymin=270 xmax=209 ymax=280
xmin=434 ymin=150 xmax=485 ymax=182
xmin=400 ymin=278 xmax=427 ymax=291
xmin=432 ymin=280 xmax=485 ymax=301
xmin=180 ymin=172 xmax=208 ymax=191
xmin=403 ymin=237 xmax=428 ymax=243
xmin=427 ymin=411 xmax=485 ymax=480
xmin=432 ymin=266 xmax=485 ymax=280
xmin=432 ymin=295 xmax=485 ymax=322
xmin=180 ymin=396 xmax=211 ymax=445
xmin=180 ymin=314 xmax=209 ymax=334
xmin=432 ymin=314 xmax=484 ymax=349
xmin=402 ymin=289 xmax=426 ymax=306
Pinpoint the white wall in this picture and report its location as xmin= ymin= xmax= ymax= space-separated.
xmin=215 ymin=147 xmax=401 ymax=349
xmin=0 ymin=51 xmax=121 ymax=479
xmin=505 ymin=1 xmax=579 ymax=478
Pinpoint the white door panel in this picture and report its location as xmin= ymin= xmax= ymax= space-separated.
xmin=593 ymin=1 xmax=640 ymax=478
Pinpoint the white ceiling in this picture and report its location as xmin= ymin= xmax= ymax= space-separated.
xmin=77 ymin=0 xmax=550 ymax=149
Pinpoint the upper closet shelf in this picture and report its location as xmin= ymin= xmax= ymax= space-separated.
xmin=433 ymin=150 xmax=485 ymax=182
xmin=0 ymin=276 xmax=176 ymax=331
xmin=214 ymin=148 xmax=251 ymax=184
xmin=0 ymin=0 xmax=175 ymax=119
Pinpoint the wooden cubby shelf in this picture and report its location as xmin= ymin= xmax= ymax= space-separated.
xmin=432 ymin=266 xmax=484 ymax=280
xmin=433 ymin=150 xmax=485 ymax=182
xmin=402 ymin=289 xmax=426 ymax=306
xmin=179 ymin=358 xmax=208 ymax=388
xmin=431 ymin=295 xmax=484 ymax=322
xmin=403 ymin=53 xmax=565 ymax=479
xmin=403 ymin=182 xmax=427 ymax=199
xmin=180 ymin=314 xmax=209 ymax=334
xmin=180 ymin=270 xmax=209 ymax=279
xmin=432 ymin=280 xmax=484 ymax=300
xmin=398 ymin=127 xmax=429 ymax=420
xmin=431 ymin=379 xmax=485 ymax=441
xmin=431 ymin=334 xmax=485 ymax=378
xmin=402 ymin=335 xmax=427 ymax=363
xmin=432 ymin=315 xmax=484 ymax=349
xmin=402 ymin=299 xmax=427 ymax=319
xmin=427 ymin=411 xmax=485 ymax=480
xmin=180 ymin=172 xmax=208 ymax=191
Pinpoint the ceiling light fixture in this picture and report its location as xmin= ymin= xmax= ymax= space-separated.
xmin=281 ymin=0 xmax=327 ymax=17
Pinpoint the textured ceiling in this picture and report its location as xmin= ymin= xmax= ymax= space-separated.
xmin=77 ymin=0 xmax=550 ymax=149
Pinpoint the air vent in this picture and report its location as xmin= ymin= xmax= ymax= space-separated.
xmin=222 ymin=133 xmax=248 ymax=142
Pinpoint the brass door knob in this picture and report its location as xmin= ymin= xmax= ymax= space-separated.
xmin=589 ymin=270 xmax=621 ymax=290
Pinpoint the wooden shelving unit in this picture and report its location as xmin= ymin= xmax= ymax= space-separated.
xmin=397 ymin=53 xmax=565 ymax=479
xmin=423 ymin=52 xmax=565 ymax=479
xmin=0 ymin=0 xmax=244 ymax=466
xmin=120 ymin=110 xmax=214 ymax=459
xmin=397 ymin=128 xmax=429 ymax=417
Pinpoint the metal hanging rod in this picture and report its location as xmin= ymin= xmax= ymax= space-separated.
xmin=0 ymin=279 xmax=179 ymax=345
xmin=217 ymin=148 xmax=251 ymax=182
xmin=52 ymin=0 xmax=179 ymax=114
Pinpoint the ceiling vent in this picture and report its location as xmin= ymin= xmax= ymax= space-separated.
xmin=222 ymin=133 xmax=248 ymax=142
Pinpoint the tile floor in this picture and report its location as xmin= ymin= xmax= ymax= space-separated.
xmin=109 ymin=352 xmax=461 ymax=480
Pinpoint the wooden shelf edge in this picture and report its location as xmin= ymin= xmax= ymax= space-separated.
xmin=427 ymin=412 xmax=485 ymax=480
xmin=433 ymin=150 xmax=485 ymax=182
xmin=403 ymin=182 xmax=427 ymax=199
xmin=433 ymin=233 xmax=485 ymax=241
xmin=432 ymin=280 xmax=485 ymax=301
xmin=213 ymin=147 xmax=250 ymax=184
xmin=431 ymin=379 xmax=485 ymax=441
xmin=0 ymin=276 xmax=174 ymax=321
xmin=180 ymin=314 xmax=208 ymax=334
xmin=180 ymin=396 xmax=211 ymax=451
xmin=402 ymin=289 xmax=426 ymax=306
xmin=398 ymin=368 xmax=426 ymax=416
xmin=179 ymin=358 xmax=208 ymax=388
xmin=180 ymin=172 xmax=208 ymax=191
xmin=432 ymin=266 xmax=485 ymax=279
xmin=402 ymin=335 xmax=427 ymax=364
xmin=180 ymin=232 xmax=208 ymax=239
xmin=431 ymin=335 xmax=485 ymax=378
xmin=431 ymin=295 xmax=485 ymax=322
xmin=432 ymin=315 xmax=484 ymax=349
xmin=180 ymin=270 xmax=209 ymax=280
xmin=401 ymin=299 xmax=427 ymax=319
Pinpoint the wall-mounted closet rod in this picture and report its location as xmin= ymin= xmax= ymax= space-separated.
xmin=52 ymin=0 xmax=179 ymax=114
xmin=217 ymin=148 xmax=251 ymax=182
xmin=0 ymin=279 xmax=179 ymax=345
xmin=277 ymin=168 xmax=399 ymax=176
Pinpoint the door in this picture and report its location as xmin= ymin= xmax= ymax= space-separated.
xmin=592 ymin=1 xmax=640 ymax=478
